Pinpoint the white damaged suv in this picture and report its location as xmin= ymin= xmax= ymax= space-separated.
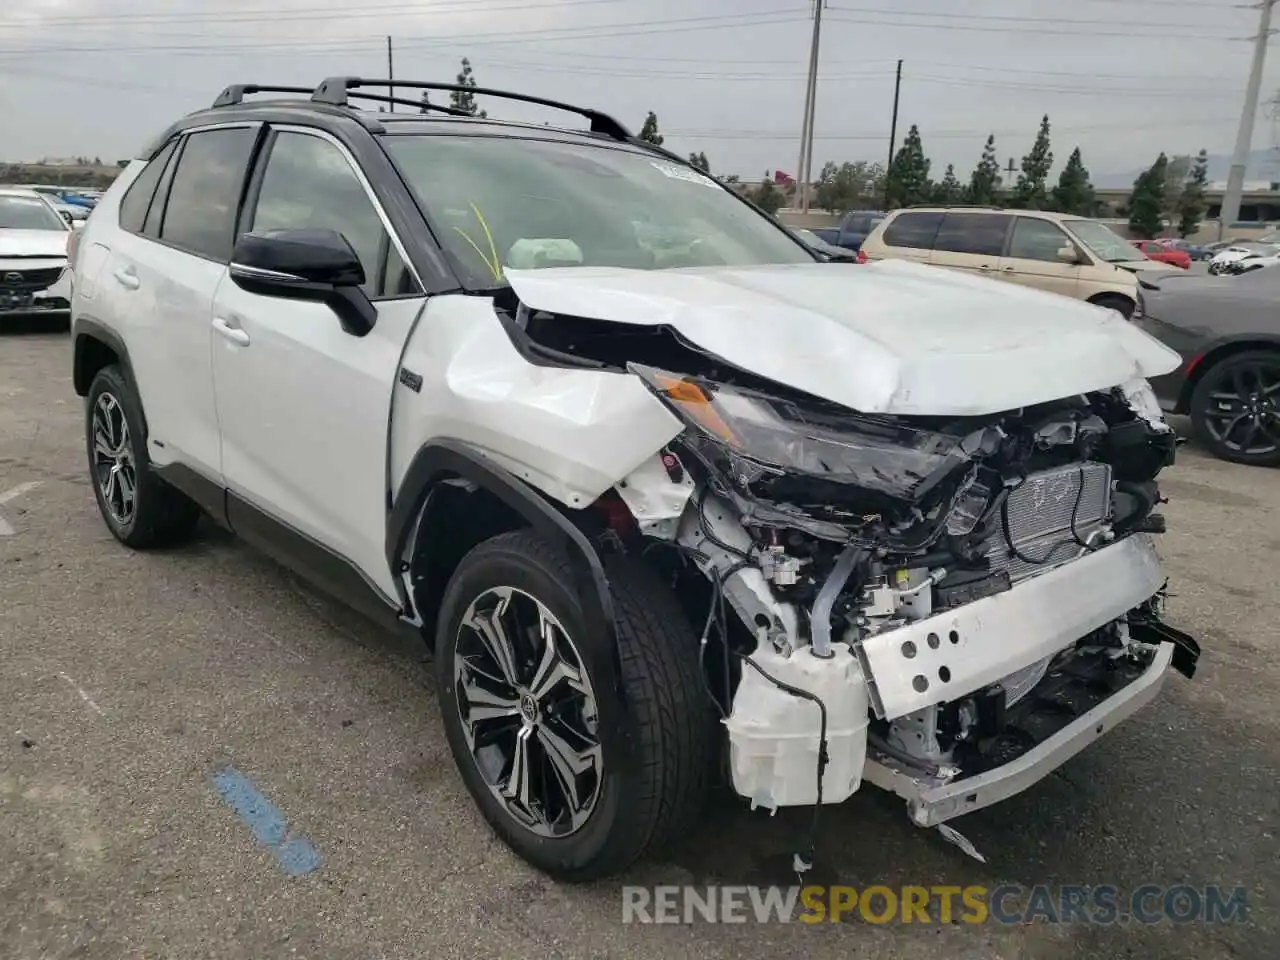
xmin=69 ymin=78 xmax=1201 ymax=880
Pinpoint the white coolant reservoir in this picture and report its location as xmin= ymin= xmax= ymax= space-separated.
xmin=723 ymin=645 xmax=870 ymax=811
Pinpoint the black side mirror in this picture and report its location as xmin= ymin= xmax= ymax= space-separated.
xmin=229 ymin=228 xmax=377 ymax=337
xmin=59 ymin=209 xmax=74 ymax=224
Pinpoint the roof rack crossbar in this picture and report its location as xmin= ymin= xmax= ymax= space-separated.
xmin=312 ymin=77 xmax=632 ymax=141
xmin=213 ymin=84 xmax=314 ymax=107
xmin=343 ymin=90 xmax=473 ymax=117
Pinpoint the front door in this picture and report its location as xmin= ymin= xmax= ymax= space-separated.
xmin=210 ymin=127 xmax=426 ymax=599
xmin=998 ymin=216 xmax=1082 ymax=299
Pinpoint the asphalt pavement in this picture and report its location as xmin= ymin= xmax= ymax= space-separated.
xmin=1 ymin=317 xmax=1275 ymax=959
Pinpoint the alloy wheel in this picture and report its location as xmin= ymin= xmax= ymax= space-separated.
xmin=1201 ymin=360 xmax=1280 ymax=457
xmin=453 ymin=586 xmax=603 ymax=838
xmin=92 ymin=392 xmax=137 ymax=525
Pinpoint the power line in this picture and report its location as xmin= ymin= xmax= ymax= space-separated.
xmin=663 ymin=117 xmax=1240 ymax=141
xmin=0 ymin=10 xmax=809 ymax=56
xmin=824 ymin=11 xmax=1239 ymax=39
xmin=827 ymin=3 xmax=1238 ymax=29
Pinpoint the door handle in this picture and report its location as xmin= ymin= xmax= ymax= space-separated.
xmin=1002 ymin=266 xmax=1016 ymax=273
xmin=978 ymin=264 xmax=994 ymax=272
xmin=213 ymin=316 xmax=250 ymax=347
xmin=113 ymin=268 xmax=140 ymax=290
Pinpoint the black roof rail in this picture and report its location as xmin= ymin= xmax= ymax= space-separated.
xmin=344 ymin=91 xmax=472 ymax=117
xmin=312 ymin=77 xmax=632 ymax=141
xmin=213 ymin=84 xmax=314 ymax=107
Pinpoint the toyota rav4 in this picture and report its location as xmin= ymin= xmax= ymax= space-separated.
xmin=69 ymin=78 xmax=1201 ymax=881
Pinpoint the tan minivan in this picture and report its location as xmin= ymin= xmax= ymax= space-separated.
xmin=858 ymin=207 xmax=1164 ymax=318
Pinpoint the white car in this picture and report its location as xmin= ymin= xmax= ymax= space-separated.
xmin=68 ymin=77 xmax=1201 ymax=880
xmin=1209 ymin=242 xmax=1280 ymax=274
xmin=0 ymin=186 xmax=74 ymax=321
xmin=1221 ymin=249 xmax=1280 ymax=275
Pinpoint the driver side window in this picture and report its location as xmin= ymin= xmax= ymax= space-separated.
xmin=249 ymin=131 xmax=418 ymax=299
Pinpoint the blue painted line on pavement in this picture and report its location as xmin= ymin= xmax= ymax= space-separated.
xmin=211 ymin=765 xmax=322 ymax=876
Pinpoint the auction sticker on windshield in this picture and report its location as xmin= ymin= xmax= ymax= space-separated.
xmin=650 ymin=161 xmax=718 ymax=188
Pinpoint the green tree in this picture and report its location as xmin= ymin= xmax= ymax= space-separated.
xmin=419 ymin=91 xmax=432 ymax=114
xmin=639 ymin=111 xmax=664 ymax=145
xmin=1013 ymin=114 xmax=1053 ymax=210
xmin=450 ymin=58 xmax=487 ymax=118
xmin=1051 ymin=147 xmax=1095 ymax=215
xmin=1128 ymin=153 xmax=1169 ymax=239
xmin=688 ymin=151 xmax=710 ymax=173
xmin=969 ymin=134 xmax=1002 ymax=205
xmin=815 ymin=160 xmax=885 ymax=213
xmin=1178 ymin=148 xmax=1210 ymax=238
xmin=1163 ymin=154 xmax=1193 ymax=223
xmin=747 ymin=175 xmax=785 ymax=215
xmin=933 ymin=163 xmax=962 ymax=204
xmin=884 ymin=124 xmax=932 ymax=208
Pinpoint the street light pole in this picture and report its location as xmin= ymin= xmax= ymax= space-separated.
xmin=796 ymin=0 xmax=825 ymax=212
xmin=884 ymin=59 xmax=902 ymax=207
xmin=1220 ymin=0 xmax=1276 ymax=237
xmin=387 ymin=36 xmax=395 ymax=112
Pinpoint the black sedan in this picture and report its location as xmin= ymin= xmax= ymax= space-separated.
xmin=1134 ymin=268 xmax=1280 ymax=467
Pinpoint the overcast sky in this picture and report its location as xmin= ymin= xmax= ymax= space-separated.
xmin=1 ymin=0 xmax=1276 ymax=181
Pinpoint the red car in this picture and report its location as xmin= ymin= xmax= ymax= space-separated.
xmin=1131 ymin=239 xmax=1191 ymax=269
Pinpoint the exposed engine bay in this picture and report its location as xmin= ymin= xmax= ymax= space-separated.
xmin=497 ymin=294 xmax=1201 ymax=861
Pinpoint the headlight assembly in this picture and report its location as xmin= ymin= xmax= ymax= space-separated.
xmin=629 ymin=363 xmax=983 ymax=501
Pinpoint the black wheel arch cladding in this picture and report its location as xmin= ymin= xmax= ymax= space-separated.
xmin=387 ymin=440 xmax=635 ymax=763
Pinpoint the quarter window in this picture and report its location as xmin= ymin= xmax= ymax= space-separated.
xmin=249 ymin=131 xmax=416 ymax=298
xmin=933 ymin=213 xmax=1011 ymax=257
xmin=160 ymin=127 xmax=257 ymax=261
xmin=881 ymin=211 xmax=943 ymax=250
xmin=1008 ymin=217 xmax=1074 ymax=262
xmin=118 ymin=140 xmax=178 ymax=234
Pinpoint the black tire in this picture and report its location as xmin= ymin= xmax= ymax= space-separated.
xmin=85 ymin=364 xmax=202 ymax=547
xmin=1188 ymin=349 xmax=1280 ymax=467
xmin=1088 ymin=292 xmax=1136 ymax=319
xmin=435 ymin=529 xmax=714 ymax=881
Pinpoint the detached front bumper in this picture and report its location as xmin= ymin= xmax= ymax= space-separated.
xmin=863 ymin=640 xmax=1176 ymax=827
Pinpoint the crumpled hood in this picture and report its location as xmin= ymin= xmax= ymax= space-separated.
xmin=0 ymin=229 xmax=69 ymax=259
xmin=504 ymin=259 xmax=1180 ymax=416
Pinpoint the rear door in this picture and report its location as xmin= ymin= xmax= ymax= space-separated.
xmin=101 ymin=124 xmax=261 ymax=482
xmin=998 ymin=216 xmax=1082 ymax=299
xmin=929 ymin=212 xmax=1012 ymax=279
xmin=867 ymin=210 xmax=941 ymax=264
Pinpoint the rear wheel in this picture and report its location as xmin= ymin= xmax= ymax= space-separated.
xmin=435 ymin=529 xmax=714 ymax=881
xmin=1189 ymin=349 xmax=1280 ymax=467
xmin=85 ymin=365 xmax=201 ymax=547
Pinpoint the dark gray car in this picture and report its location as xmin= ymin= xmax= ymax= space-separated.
xmin=1135 ymin=268 xmax=1280 ymax=466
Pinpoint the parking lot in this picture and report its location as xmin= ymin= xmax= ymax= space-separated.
xmin=0 ymin=317 xmax=1275 ymax=959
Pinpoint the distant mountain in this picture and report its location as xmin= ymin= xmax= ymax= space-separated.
xmin=1094 ymin=149 xmax=1280 ymax=189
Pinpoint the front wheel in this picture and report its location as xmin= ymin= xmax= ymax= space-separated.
xmin=1188 ymin=349 xmax=1280 ymax=467
xmin=1087 ymin=293 xmax=1136 ymax=319
xmin=435 ymin=530 xmax=715 ymax=881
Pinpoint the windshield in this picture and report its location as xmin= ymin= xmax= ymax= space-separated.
xmin=383 ymin=134 xmax=815 ymax=287
xmin=0 ymin=194 xmax=66 ymax=231
xmin=1062 ymin=219 xmax=1138 ymax=262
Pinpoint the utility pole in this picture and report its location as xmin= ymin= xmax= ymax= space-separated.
xmin=387 ymin=36 xmax=395 ymax=111
xmin=885 ymin=59 xmax=902 ymax=207
xmin=796 ymin=0 xmax=825 ymax=212
xmin=1220 ymin=0 xmax=1276 ymax=237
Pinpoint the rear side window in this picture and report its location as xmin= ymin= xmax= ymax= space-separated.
xmin=160 ymin=127 xmax=257 ymax=261
xmin=934 ymin=213 xmax=1011 ymax=257
xmin=882 ymin=211 xmax=943 ymax=250
xmin=118 ymin=140 xmax=178 ymax=234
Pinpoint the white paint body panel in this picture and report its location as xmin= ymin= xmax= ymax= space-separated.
xmin=212 ymin=288 xmax=425 ymax=600
xmin=505 ymin=259 xmax=1182 ymax=417
xmin=389 ymin=295 xmax=683 ymax=509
